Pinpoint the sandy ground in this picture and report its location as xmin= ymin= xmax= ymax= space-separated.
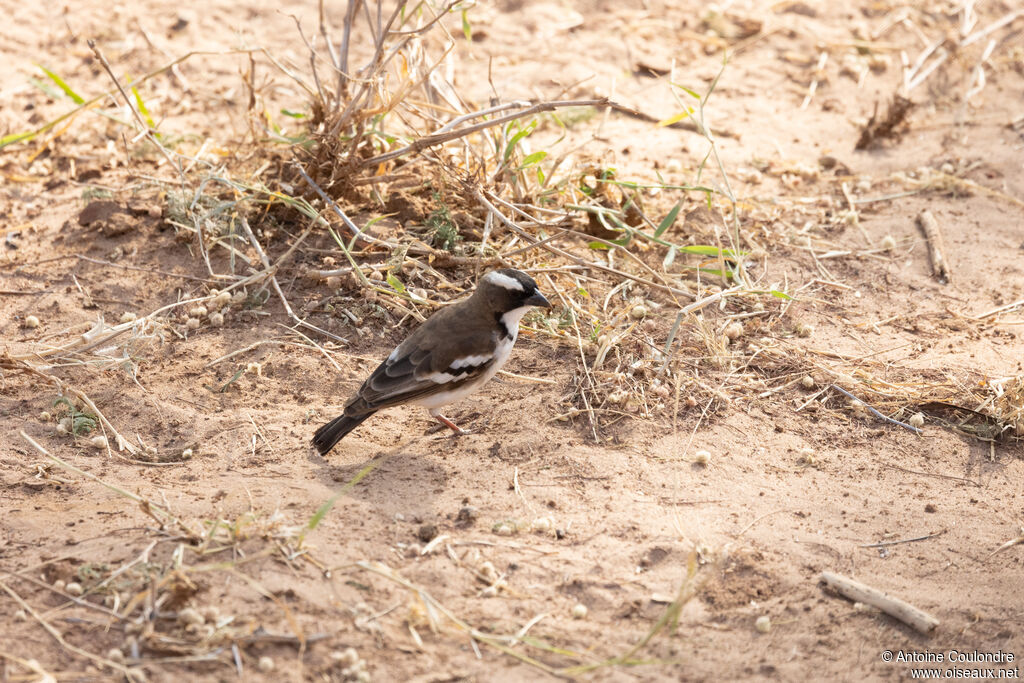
xmin=2 ymin=0 xmax=1024 ymax=681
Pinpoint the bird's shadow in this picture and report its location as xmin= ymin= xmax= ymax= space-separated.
xmin=305 ymin=433 xmax=452 ymax=519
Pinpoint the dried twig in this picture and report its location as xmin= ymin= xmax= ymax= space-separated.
xmin=820 ymin=571 xmax=939 ymax=634
xmin=0 ymin=578 xmax=137 ymax=680
xmin=916 ymin=210 xmax=952 ymax=284
xmin=860 ymin=530 xmax=945 ymax=548
xmin=829 ymin=384 xmax=922 ymax=434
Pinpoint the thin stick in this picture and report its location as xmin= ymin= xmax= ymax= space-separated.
xmin=829 ymin=384 xmax=922 ymax=434
xmin=20 ymin=431 xmax=172 ymax=521
xmin=477 ymin=190 xmax=695 ymax=300
xmin=87 ymin=40 xmax=183 ymax=186
xmin=238 ymin=217 xmax=345 ymax=343
xmin=362 ymin=98 xmax=644 ymax=168
xmin=860 ymin=530 xmax=945 ymax=548
xmin=820 ymin=571 xmax=939 ymax=634
xmin=0 ymin=578 xmax=137 ymax=680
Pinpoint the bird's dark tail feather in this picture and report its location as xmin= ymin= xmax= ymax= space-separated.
xmin=312 ymin=412 xmax=374 ymax=455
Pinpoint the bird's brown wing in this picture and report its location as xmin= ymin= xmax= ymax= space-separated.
xmin=344 ymin=305 xmax=500 ymax=415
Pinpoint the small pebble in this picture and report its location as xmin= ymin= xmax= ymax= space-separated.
xmin=65 ymin=581 xmax=84 ymax=596
xmin=39 ymin=411 xmax=52 ymax=421
xmin=794 ymin=322 xmax=815 ymax=338
xmin=694 ymin=449 xmax=711 ymax=466
xmin=106 ymin=648 xmax=126 ymax=664
xmin=14 ymin=609 xmax=27 ymax=621
xmin=879 ymin=235 xmax=897 ymax=251
xmin=531 ymin=516 xmax=553 ymax=533
xmin=456 ymin=506 xmax=478 ymax=526
xmin=181 ymin=448 xmax=194 ymax=459
xmin=90 ymin=435 xmax=107 ymax=449
xmin=755 ymin=615 xmax=771 ymax=633
xmin=24 ymin=315 xmax=41 ymax=329
xmin=494 ymin=523 xmax=514 ymax=536
xmin=909 ymin=412 xmax=925 ymax=428
xmin=258 ymin=656 xmax=274 ymax=673
xmin=629 ymin=304 xmax=648 ymax=320
xmin=724 ymin=321 xmax=744 ymax=340
xmin=572 ymin=603 xmax=588 ymax=619
xmin=479 ymin=561 xmax=498 ymax=583
xmin=800 ymin=375 xmax=815 ymax=389
xmin=331 ymin=648 xmax=360 ymax=667
xmin=120 ymin=312 xmax=137 ymax=323
xmin=177 ymin=607 xmax=204 ymax=626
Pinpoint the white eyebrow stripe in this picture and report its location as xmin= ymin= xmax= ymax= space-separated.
xmin=449 ymin=354 xmax=492 ymax=369
xmin=485 ymin=271 xmax=524 ymax=291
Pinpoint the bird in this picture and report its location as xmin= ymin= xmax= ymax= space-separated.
xmin=312 ymin=268 xmax=552 ymax=455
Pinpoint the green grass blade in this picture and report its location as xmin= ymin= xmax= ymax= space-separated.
xmin=654 ymin=200 xmax=683 ymax=238
xmin=519 ymin=150 xmax=547 ymax=167
xmin=303 ymin=461 xmax=378 ymax=537
xmin=677 ymin=245 xmax=747 ymax=258
xmin=502 ymin=120 xmax=537 ymax=161
xmin=131 ymin=86 xmax=156 ymax=130
xmin=38 ymin=65 xmax=85 ymax=104
xmin=386 ymin=273 xmax=407 ymax=294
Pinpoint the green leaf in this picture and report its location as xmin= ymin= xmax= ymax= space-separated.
xmin=770 ymin=289 xmax=793 ymax=300
xmin=502 ymin=120 xmax=537 ymax=161
xmin=38 ymin=65 xmax=84 ymax=104
xmin=461 ymin=9 xmax=472 ymax=41
xmin=280 ymin=109 xmax=306 ymax=118
xmin=519 ymin=150 xmax=548 ymax=167
xmin=654 ymin=200 xmax=683 ymax=238
xmin=386 ymin=273 xmax=406 ymax=294
xmin=587 ymin=241 xmax=610 ymax=250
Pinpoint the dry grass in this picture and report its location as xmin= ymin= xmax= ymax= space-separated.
xmin=2 ymin=0 xmax=1023 ymax=680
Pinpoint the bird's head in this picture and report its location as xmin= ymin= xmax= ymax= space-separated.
xmin=475 ymin=269 xmax=552 ymax=316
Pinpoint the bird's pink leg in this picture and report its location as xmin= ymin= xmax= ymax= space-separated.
xmin=433 ymin=413 xmax=466 ymax=435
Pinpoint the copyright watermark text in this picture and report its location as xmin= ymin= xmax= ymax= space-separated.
xmin=882 ymin=650 xmax=1019 ymax=679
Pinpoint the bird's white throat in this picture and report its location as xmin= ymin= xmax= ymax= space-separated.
xmin=500 ymin=305 xmax=532 ymax=340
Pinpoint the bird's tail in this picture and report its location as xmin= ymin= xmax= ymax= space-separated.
xmin=312 ymin=411 xmax=374 ymax=455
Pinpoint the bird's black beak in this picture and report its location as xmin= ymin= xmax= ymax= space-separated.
xmin=525 ymin=291 xmax=552 ymax=308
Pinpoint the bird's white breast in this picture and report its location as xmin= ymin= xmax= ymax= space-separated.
xmin=412 ymin=306 xmax=529 ymax=411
